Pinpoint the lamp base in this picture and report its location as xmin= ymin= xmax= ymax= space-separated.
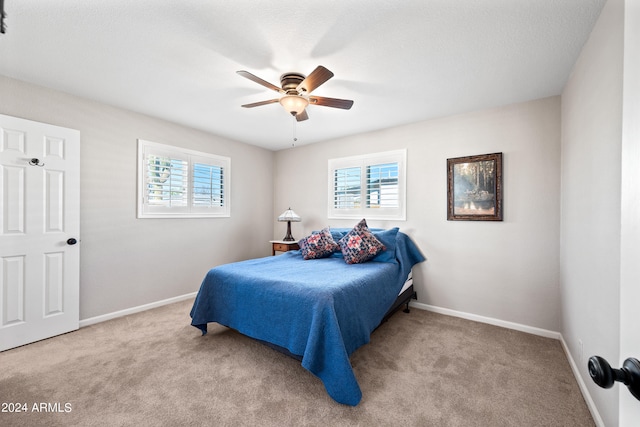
xmin=282 ymin=221 xmax=295 ymax=241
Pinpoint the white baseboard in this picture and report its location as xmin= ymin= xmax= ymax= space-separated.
xmin=79 ymin=292 xmax=197 ymax=328
xmin=559 ymin=336 xmax=606 ymax=427
xmin=409 ymin=301 xmax=561 ymax=339
xmin=410 ymin=301 xmax=604 ymax=426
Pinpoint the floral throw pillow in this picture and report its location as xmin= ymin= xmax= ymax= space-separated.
xmin=338 ymin=219 xmax=386 ymax=264
xmin=298 ymin=228 xmax=340 ymax=260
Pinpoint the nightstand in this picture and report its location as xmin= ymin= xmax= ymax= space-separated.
xmin=270 ymin=240 xmax=300 ymax=256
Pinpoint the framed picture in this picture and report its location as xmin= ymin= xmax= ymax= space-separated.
xmin=447 ymin=152 xmax=503 ymax=221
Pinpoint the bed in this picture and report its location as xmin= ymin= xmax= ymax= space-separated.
xmin=190 ymin=225 xmax=425 ymax=405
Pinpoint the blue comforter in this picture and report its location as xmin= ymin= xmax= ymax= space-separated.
xmin=190 ymin=231 xmax=424 ymax=405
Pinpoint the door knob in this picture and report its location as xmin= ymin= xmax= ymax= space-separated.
xmin=66 ymin=238 xmax=78 ymax=245
xmin=588 ymin=355 xmax=640 ymax=401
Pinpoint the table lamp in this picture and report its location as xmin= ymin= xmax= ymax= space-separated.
xmin=278 ymin=208 xmax=301 ymax=241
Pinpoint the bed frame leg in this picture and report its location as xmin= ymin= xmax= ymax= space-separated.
xmin=403 ymin=291 xmax=417 ymax=313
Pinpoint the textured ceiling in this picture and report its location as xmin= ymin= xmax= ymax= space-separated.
xmin=0 ymin=0 xmax=606 ymax=151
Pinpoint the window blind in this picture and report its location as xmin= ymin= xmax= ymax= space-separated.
xmin=193 ymin=163 xmax=224 ymax=208
xmin=145 ymin=155 xmax=188 ymax=208
xmin=333 ymin=166 xmax=361 ymax=209
xmin=366 ymin=162 xmax=399 ymax=209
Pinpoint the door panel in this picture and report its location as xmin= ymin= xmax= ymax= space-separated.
xmin=0 ymin=114 xmax=80 ymax=352
xmin=3 ymin=165 xmax=25 ymax=233
xmin=2 ymin=255 xmax=25 ymax=326
xmin=44 ymin=251 xmax=64 ymax=315
xmin=46 ymin=169 xmax=65 ymax=232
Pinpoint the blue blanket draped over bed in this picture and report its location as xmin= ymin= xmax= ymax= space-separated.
xmin=190 ymin=231 xmax=425 ymax=406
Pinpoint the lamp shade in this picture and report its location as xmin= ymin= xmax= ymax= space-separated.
xmin=278 ymin=208 xmax=301 ymax=222
xmin=279 ymin=95 xmax=309 ymax=116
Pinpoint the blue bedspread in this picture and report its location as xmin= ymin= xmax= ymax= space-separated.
xmin=190 ymin=231 xmax=424 ymax=405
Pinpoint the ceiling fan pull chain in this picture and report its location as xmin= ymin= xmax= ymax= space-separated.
xmin=292 ymin=115 xmax=297 ymax=147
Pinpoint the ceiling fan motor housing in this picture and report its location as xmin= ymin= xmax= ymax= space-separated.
xmin=280 ymin=73 xmax=306 ymax=94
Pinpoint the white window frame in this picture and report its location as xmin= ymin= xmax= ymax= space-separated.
xmin=328 ymin=149 xmax=406 ymax=220
xmin=137 ymin=139 xmax=231 ymax=218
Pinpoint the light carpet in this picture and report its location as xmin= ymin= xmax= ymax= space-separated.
xmin=0 ymin=299 xmax=595 ymax=426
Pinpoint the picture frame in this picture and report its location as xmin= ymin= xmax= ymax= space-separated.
xmin=447 ymin=152 xmax=503 ymax=221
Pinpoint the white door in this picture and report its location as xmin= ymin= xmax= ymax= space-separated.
xmin=0 ymin=114 xmax=80 ymax=352
xmin=620 ymin=2 xmax=640 ymax=424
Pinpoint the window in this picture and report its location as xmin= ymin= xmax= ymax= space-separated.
xmin=328 ymin=149 xmax=406 ymax=220
xmin=137 ymin=139 xmax=230 ymax=218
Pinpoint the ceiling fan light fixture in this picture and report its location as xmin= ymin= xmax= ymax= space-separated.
xmin=279 ymin=95 xmax=309 ymax=116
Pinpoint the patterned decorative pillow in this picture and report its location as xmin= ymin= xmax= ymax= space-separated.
xmin=298 ymin=228 xmax=340 ymax=260
xmin=338 ymin=219 xmax=386 ymax=264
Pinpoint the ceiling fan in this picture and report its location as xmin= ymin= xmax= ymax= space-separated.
xmin=237 ymin=65 xmax=354 ymax=122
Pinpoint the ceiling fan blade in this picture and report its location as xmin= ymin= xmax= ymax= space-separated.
xmin=297 ymin=66 xmax=334 ymax=94
xmin=296 ymin=110 xmax=309 ymax=122
xmin=309 ymin=96 xmax=354 ymax=110
xmin=241 ymin=99 xmax=280 ymax=108
xmin=237 ymin=70 xmax=284 ymax=93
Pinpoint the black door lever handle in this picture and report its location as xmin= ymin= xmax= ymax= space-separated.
xmin=588 ymin=355 xmax=640 ymax=401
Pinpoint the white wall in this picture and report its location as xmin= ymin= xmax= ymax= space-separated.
xmin=0 ymin=75 xmax=275 ymax=320
xmin=274 ymin=96 xmax=562 ymax=332
xmin=560 ymin=0 xmax=624 ymax=425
